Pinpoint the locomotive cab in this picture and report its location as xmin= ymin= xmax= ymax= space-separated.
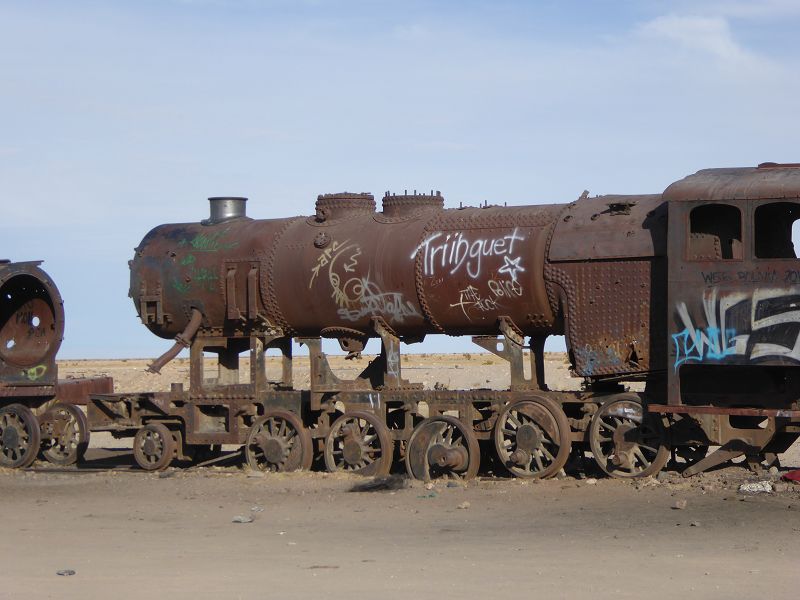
xmin=661 ymin=164 xmax=800 ymax=473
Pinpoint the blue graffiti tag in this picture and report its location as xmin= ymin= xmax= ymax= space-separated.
xmin=672 ymin=326 xmax=738 ymax=370
xmin=575 ymin=345 xmax=622 ymax=376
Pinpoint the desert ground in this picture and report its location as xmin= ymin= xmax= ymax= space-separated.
xmin=1 ymin=353 xmax=799 ymax=599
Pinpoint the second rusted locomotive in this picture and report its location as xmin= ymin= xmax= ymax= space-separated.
xmin=86 ymin=164 xmax=800 ymax=479
xmin=0 ymin=260 xmax=112 ymax=468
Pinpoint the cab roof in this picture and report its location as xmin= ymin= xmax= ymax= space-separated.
xmin=663 ymin=163 xmax=800 ymax=202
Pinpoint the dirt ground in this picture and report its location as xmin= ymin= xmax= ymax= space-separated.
xmin=2 ymin=354 xmax=799 ymax=599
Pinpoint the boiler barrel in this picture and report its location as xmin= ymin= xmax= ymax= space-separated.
xmin=129 ymin=193 xmax=563 ymax=341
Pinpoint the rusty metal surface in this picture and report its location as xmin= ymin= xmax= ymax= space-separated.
xmin=665 ymin=166 xmax=800 ymax=409
xmin=54 ymin=376 xmax=114 ymax=406
xmin=413 ymin=204 xmax=559 ymax=335
xmin=130 ymin=193 xmax=562 ymax=344
xmin=548 ymin=194 xmax=665 ymax=260
xmin=649 ymin=404 xmax=800 ymax=418
xmin=663 ymin=163 xmax=800 ymax=203
xmin=0 ymin=261 xmax=64 ymax=402
xmin=547 ymin=259 xmax=665 ymax=377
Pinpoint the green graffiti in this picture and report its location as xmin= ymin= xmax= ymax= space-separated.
xmin=191 ymin=267 xmax=219 ymax=292
xmin=171 ymin=267 xmax=218 ymax=295
xmin=22 ymin=364 xmax=47 ymax=381
xmin=180 ymin=254 xmax=196 ymax=266
xmin=177 ymin=228 xmax=239 ymax=253
xmin=172 ymin=277 xmax=190 ymax=294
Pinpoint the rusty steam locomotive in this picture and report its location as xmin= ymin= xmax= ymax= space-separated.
xmin=0 ymin=261 xmax=111 ymax=468
xmin=4 ymin=163 xmax=800 ymax=479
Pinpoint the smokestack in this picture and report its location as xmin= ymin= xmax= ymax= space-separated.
xmin=207 ymin=197 xmax=247 ymax=224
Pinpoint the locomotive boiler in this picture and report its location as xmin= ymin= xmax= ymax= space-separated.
xmin=89 ymin=163 xmax=800 ymax=479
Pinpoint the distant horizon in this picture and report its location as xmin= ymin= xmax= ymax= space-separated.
xmin=55 ymin=346 xmax=573 ymax=361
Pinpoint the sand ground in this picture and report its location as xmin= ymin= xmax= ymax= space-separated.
xmin=1 ymin=354 xmax=798 ymax=599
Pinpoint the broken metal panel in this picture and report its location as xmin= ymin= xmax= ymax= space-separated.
xmin=548 ymin=194 xmax=667 ymax=261
xmin=547 ymin=258 xmax=666 ymax=377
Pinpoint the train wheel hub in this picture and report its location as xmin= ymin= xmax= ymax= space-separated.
xmin=263 ymin=437 xmax=286 ymax=463
xmin=428 ymin=444 xmax=468 ymax=471
xmin=515 ymin=423 xmax=542 ymax=451
xmin=142 ymin=438 xmax=159 ymax=456
xmin=342 ymin=440 xmax=363 ymax=465
xmin=1 ymin=426 xmax=20 ymax=450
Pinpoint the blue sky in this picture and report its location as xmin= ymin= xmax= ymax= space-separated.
xmin=1 ymin=0 xmax=799 ymax=358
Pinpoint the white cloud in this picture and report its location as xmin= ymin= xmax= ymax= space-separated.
xmin=636 ymin=15 xmax=759 ymax=67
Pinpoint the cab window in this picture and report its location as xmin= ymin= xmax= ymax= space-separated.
xmin=754 ymin=202 xmax=800 ymax=259
xmin=688 ymin=204 xmax=742 ymax=260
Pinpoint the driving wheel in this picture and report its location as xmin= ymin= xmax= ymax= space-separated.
xmin=324 ymin=411 xmax=393 ymax=476
xmin=40 ymin=403 xmax=90 ymax=466
xmin=405 ymin=415 xmax=480 ymax=481
xmin=494 ymin=397 xmax=571 ymax=479
xmin=0 ymin=403 xmax=41 ymax=468
xmin=245 ymin=410 xmax=313 ymax=472
xmin=589 ymin=395 xmax=669 ymax=478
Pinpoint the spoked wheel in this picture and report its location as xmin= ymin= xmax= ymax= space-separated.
xmin=245 ymin=410 xmax=313 ymax=473
xmin=494 ymin=397 xmax=571 ymax=479
xmin=405 ymin=415 xmax=480 ymax=481
xmin=324 ymin=411 xmax=393 ymax=476
xmin=40 ymin=403 xmax=90 ymax=466
xmin=0 ymin=403 xmax=41 ymax=468
xmin=589 ymin=394 xmax=669 ymax=478
xmin=133 ymin=422 xmax=175 ymax=471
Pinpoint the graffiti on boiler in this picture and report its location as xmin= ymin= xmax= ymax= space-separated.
xmin=411 ymin=228 xmax=526 ymax=279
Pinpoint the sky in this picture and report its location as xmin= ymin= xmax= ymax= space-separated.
xmin=1 ymin=0 xmax=799 ymax=359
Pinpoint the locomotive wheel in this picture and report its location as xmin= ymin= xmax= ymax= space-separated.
xmin=324 ymin=411 xmax=393 ymax=476
xmin=589 ymin=395 xmax=669 ymax=478
xmin=494 ymin=397 xmax=571 ymax=479
xmin=0 ymin=403 xmax=41 ymax=468
xmin=405 ymin=415 xmax=480 ymax=481
xmin=245 ymin=410 xmax=313 ymax=473
xmin=133 ymin=422 xmax=175 ymax=471
xmin=40 ymin=403 xmax=90 ymax=466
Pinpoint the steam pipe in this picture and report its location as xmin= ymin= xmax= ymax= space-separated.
xmin=146 ymin=308 xmax=203 ymax=374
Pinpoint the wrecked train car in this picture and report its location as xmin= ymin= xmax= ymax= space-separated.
xmin=0 ymin=260 xmax=111 ymax=467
